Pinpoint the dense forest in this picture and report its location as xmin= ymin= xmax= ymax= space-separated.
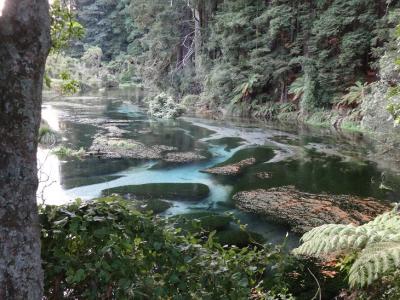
xmin=3 ymin=0 xmax=400 ymax=299
xmin=48 ymin=0 xmax=400 ymax=129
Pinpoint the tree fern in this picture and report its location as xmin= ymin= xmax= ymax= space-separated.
xmin=349 ymin=242 xmax=400 ymax=287
xmin=293 ymin=208 xmax=400 ymax=288
xmin=288 ymin=75 xmax=305 ymax=101
xmin=337 ymin=81 xmax=368 ymax=107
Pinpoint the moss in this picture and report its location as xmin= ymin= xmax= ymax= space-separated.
xmin=207 ymin=137 xmax=245 ymax=151
xmin=62 ymin=175 xmax=122 ymax=189
xmin=174 ymin=212 xmax=232 ymax=232
xmin=102 ymin=183 xmax=210 ymax=201
xmin=106 ymin=139 xmax=140 ymax=150
xmin=213 ymin=147 xmax=275 ymax=168
xmin=215 ymin=201 xmax=235 ymax=209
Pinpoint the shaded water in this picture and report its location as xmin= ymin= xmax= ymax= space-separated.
xmin=39 ymin=88 xmax=400 ymax=245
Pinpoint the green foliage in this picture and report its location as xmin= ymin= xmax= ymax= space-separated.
xmin=386 ymin=23 xmax=400 ymax=126
xmin=81 ymin=46 xmax=103 ymax=68
xmin=50 ymin=0 xmax=85 ymax=53
xmin=71 ymin=0 xmax=137 ymax=60
xmin=231 ymin=75 xmax=261 ymax=105
xmin=38 ymin=124 xmax=58 ymax=145
xmin=148 ymin=92 xmax=185 ymax=119
xmin=45 ymin=0 xmax=84 ymax=94
xmin=350 ymin=241 xmax=400 ymax=288
xmin=52 ymin=146 xmax=85 ymax=159
xmin=65 ymin=0 xmax=400 ymax=118
xmin=59 ymin=70 xmax=80 ymax=94
xmin=338 ymin=81 xmax=369 ymax=107
xmin=201 ymin=0 xmax=393 ymax=115
xmin=251 ymin=102 xmax=296 ymax=120
xmin=288 ymin=75 xmax=305 ymax=102
xmin=41 ymin=198 xmax=294 ymax=299
xmin=387 ymin=102 xmax=400 ymax=125
xmin=293 ymin=208 xmax=400 ymax=288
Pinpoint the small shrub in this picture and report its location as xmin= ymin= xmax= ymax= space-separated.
xmin=148 ymin=92 xmax=185 ymax=119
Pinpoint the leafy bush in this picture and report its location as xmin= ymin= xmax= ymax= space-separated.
xmin=82 ymin=46 xmax=103 ymax=68
xmin=59 ymin=71 xmax=80 ymax=95
xmin=40 ymin=198 xmax=295 ymax=299
xmin=148 ymin=92 xmax=185 ymax=119
xmin=387 ymin=102 xmax=400 ymax=125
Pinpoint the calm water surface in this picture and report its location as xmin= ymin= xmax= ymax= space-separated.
xmin=38 ymin=88 xmax=400 ymax=245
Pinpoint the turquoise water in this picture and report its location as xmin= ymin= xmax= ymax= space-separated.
xmin=38 ymin=89 xmax=400 ymax=245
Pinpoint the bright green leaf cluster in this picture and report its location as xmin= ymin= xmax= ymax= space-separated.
xmin=41 ymin=198 xmax=294 ymax=299
xmin=50 ymin=0 xmax=85 ymax=53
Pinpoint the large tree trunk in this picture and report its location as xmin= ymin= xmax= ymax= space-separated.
xmin=193 ymin=5 xmax=202 ymax=72
xmin=0 ymin=1 xmax=51 ymax=299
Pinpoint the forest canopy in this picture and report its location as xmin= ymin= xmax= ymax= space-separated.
xmin=61 ymin=0 xmax=400 ymax=121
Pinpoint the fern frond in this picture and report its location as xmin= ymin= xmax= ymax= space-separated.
xmin=293 ymin=224 xmax=367 ymax=256
xmin=293 ymin=208 xmax=400 ymax=288
xmin=349 ymin=242 xmax=400 ymax=288
xmin=294 ymin=210 xmax=400 ymax=257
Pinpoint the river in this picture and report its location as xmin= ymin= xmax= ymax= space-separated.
xmin=38 ymin=88 xmax=400 ymax=246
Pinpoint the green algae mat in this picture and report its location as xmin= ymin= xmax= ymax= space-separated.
xmin=102 ymin=182 xmax=210 ymax=201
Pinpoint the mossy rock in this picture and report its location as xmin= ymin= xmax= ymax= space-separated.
xmin=213 ymin=147 xmax=275 ymax=168
xmin=134 ymin=199 xmax=172 ymax=214
xmin=215 ymin=201 xmax=235 ymax=209
xmin=102 ymin=183 xmax=210 ymax=201
xmin=62 ymin=175 xmax=122 ymax=189
xmin=173 ymin=212 xmax=232 ymax=232
xmin=207 ymin=137 xmax=245 ymax=151
xmin=215 ymin=229 xmax=265 ymax=247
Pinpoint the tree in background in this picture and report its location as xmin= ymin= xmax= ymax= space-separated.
xmin=0 ymin=0 xmax=51 ymax=298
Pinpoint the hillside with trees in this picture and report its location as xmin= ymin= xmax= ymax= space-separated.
xmin=61 ymin=0 xmax=400 ymax=129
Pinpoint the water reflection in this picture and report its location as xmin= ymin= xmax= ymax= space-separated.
xmin=38 ymin=88 xmax=400 ymax=244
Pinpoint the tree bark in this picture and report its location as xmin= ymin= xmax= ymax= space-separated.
xmin=0 ymin=1 xmax=51 ymax=299
xmin=193 ymin=5 xmax=202 ymax=72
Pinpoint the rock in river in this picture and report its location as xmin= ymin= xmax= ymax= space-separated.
xmin=102 ymin=183 xmax=210 ymax=201
xmin=233 ymin=186 xmax=391 ymax=234
xmin=89 ymin=134 xmax=174 ymax=160
xmin=163 ymin=151 xmax=207 ymax=163
xmin=201 ymin=158 xmax=256 ymax=175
